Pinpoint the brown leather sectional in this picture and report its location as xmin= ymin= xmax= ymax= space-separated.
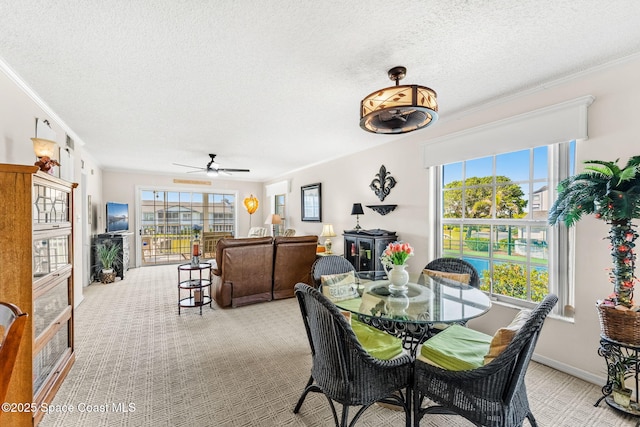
xmin=211 ymin=235 xmax=318 ymax=308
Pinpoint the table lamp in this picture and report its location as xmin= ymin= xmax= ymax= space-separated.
xmin=264 ymin=213 xmax=282 ymax=236
xmin=321 ymin=224 xmax=337 ymax=254
xmin=351 ymin=203 xmax=364 ymax=231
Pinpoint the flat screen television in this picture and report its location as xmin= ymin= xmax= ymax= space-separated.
xmin=106 ymin=201 xmax=129 ymax=233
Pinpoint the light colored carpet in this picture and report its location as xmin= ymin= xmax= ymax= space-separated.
xmin=38 ymin=264 xmax=637 ymax=426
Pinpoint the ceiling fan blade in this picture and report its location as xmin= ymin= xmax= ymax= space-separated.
xmin=173 ymin=162 xmax=202 ymax=169
xmin=186 ymin=169 xmax=205 ymax=174
xmin=219 ymin=168 xmax=250 ymax=173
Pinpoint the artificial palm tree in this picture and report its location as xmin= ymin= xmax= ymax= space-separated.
xmin=549 ymin=156 xmax=640 ymax=308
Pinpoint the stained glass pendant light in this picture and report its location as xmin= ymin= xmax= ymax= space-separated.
xmin=360 ymin=66 xmax=438 ymax=134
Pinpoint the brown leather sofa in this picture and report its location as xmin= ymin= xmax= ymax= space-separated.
xmin=211 ymin=235 xmax=318 ymax=308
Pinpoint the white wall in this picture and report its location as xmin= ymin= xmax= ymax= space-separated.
xmin=266 ymin=54 xmax=640 ymax=385
xmin=0 ymin=66 xmax=104 ymax=306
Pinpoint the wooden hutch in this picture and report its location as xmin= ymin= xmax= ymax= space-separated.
xmin=0 ymin=164 xmax=76 ymax=425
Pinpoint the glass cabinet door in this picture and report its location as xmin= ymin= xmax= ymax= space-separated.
xmin=358 ymin=239 xmax=373 ymax=271
xmin=33 ymin=278 xmax=71 ymax=339
xmin=32 ymin=181 xmax=71 ymax=226
xmin=33 ymin=232 xmax=71 ymax=280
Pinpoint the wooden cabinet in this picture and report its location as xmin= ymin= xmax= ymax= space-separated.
xmin=343 ymin=229 xmax=398 ymax=274
xmin=0 ymin=164 xmax=76 ymax=426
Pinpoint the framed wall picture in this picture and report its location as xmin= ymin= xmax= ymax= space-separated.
xmin=301 ymin=183 xmax=322 ymax=222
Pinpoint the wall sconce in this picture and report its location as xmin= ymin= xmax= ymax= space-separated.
xmin=320 ymin=224 xmax=337 ymax=254
xmin=31 ymin=138 xmax=60 ymax=172
xmin=243 ymin=194 xmax=259 ymax=227
xmin=351 ymin=203 xmax=364 ymax=231
xmin=264 ymin=214 xmax=282 ymax=236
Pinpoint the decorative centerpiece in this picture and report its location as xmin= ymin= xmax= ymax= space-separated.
xmin=549 ymin=156 xmax=640 ymax=344
xmin=191 ymin=224 xmax=203 ymax=267
xmin=380 ymin=241 xmax=414 ymax=292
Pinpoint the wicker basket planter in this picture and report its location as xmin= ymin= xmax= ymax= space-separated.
xmin=597 ymin=304 xmax=640 ymax=345
xmin=101 ymin=269 xmax=116 ymax=284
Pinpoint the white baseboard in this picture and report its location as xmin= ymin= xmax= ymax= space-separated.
xmin=533 ymin=353 xmax=605 ymax=387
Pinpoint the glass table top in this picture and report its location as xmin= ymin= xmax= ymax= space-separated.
xmin=333 ymin=271 xmax=492 ymax=325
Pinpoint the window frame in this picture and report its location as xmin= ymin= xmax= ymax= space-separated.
xmin=435 ymin=141 xmax=575 ymax=315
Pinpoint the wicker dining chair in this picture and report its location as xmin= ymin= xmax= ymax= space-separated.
xmin=413 ymin=293 xmax=558 ymax=427
xmin=311 ymin=255 xmax=356 ymax=288
xmin=0 ymin=302 xmax=28 ymax=405
xmin=293 ymin=283 xmax=413 ymax=427
xmin=424 ymin=257 xmax=480 ymax=288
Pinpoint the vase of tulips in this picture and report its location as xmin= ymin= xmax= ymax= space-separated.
xmin=381 ymin=242 xmax=414 ymax=292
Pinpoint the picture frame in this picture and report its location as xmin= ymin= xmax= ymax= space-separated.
xmin=301 ymin=183 xmax=322 ymax=222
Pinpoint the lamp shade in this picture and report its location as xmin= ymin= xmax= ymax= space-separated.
xmin=351 ymin=203 xmax=364 ymax=215
xmin=31 ymin=138 xmax=58 ymax=158
xmin=264 ymin=214 xmax=282 ymax=225
xmin=320 ymin=224 xmax=336 ymax=237
xmin=360 ymin=66 xmax=438 ymax=134
xmin=243 ymin=194 xmax=259 ymax=214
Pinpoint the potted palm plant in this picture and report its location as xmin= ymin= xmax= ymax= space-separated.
xmin=96 ymin=242 xmax=121 ymax=283
xmin=549 ymin=156 xmax=640 ymax=343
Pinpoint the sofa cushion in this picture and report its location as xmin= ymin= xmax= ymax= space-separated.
xmin=272 ymin=235 xmax=318 ymax=300
xmin=212 ymin=237 xmax=274 ymax=308
xmin=484 ymin=309 xmax=531 ymax=365
xmin=321 ymin=271 xmax=358 ymax=302
xmin=214 ymin=236 xmax=273 ymax=274
xmin=418 ymin=324 xmax=492 ymax=371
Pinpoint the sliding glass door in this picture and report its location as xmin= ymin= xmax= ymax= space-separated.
xmin=139 ymin=189 xmax=237 ymax=265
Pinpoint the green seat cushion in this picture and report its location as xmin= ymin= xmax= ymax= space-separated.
xmin=337 ymin=297 xmax=362 ymax=313
xmin=419 ymin=324 xmax=492 ymax=371
xmin=351 ymin=319 xmax=403 ymax=360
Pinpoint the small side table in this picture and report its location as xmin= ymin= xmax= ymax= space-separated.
xmin=595 ymin=335 xmax=640 ymax=419
xmin=178 ymin=263 xmax=213 ymax=315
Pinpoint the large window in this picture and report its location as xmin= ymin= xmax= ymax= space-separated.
xmin=140 ymin=190 xmax=236 ymax=265
xmin=438 ymin=141 xmax=575 ymax=313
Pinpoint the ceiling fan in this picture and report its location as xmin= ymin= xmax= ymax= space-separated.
xmin=173 ymin=154 xmax=250 ymax=177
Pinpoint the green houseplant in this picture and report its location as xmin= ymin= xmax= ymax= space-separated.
xmin=549 ymin=156 xmax=640 ymax=342
xmin=96 ymin=242 xmax=121 ymax=283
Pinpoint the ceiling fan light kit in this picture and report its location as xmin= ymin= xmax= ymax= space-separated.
xmin=360 ymin=66 xmax=438 ymax=134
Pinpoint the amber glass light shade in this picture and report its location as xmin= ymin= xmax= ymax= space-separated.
xmin=243 ymin=194 xmax=259 ymax=214
xmin=360 ymin=66 xmax=438 ymax=134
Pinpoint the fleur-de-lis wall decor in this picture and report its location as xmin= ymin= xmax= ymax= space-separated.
xmin=370 ymin=165 xmax=396 ymax=202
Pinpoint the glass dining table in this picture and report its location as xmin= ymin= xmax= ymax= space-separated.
xmin=333 ymin=271 xmax=492 ymax=357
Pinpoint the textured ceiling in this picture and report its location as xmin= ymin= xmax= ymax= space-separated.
xmin=2 ymin=1 xmax=640 ymax=180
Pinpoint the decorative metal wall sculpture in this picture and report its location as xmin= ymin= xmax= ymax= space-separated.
xmin=370 ymin=165 xmax=396 ymax=202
